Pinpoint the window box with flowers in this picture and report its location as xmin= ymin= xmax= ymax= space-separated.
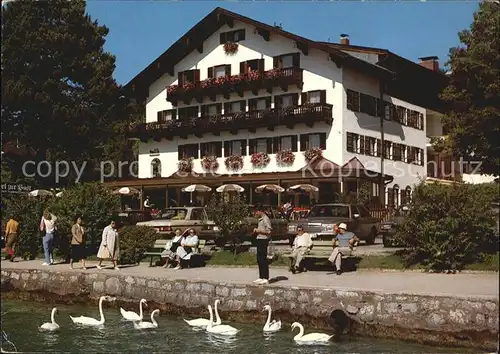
xmin=178 ymin=158 xmax=193 ymax=172
xmin=223 ymin=41 xmax=239 ymax=55
xmin=276 ymin=150 xmax=295 ymax=166
xmin=304 ymin=148 xmax=323 ymax=162
xmin=246 ymin=69 xmax=261 ymax=82
xmin=167 ymin=85 xmax=179 ymax=96
xmin=251 ymin=152 xmax=271 ymax=169
xmin=225 ymin=155 xmax=244 ymax=172
xmin=200 ymin=78 xmax=215 ymax=89
xmin=265 ymin=68 xmax=282 ymax=80
xmin=183 ymin=81 xmax=196 ymax=91
xmin=201 ymin=156 xmax=219 ymax=171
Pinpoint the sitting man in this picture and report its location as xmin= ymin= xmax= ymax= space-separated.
xmin=290 ymin=225 xmax=313 ymax=274
xmin=328 ymin=223 xmax=359 ymax=275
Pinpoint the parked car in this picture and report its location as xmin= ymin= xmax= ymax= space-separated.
xmin=379 ymin=206 xmax=409 ymax=247
xmin=115 ymin=210 xmax=152 ymax=229
xmin=287 ymin=203 xmax=379 ymax=245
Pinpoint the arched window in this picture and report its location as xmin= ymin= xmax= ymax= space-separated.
xmin=151 ymin=158 xmax=161 ymax=178
xmin=392 ymin=184 xmax=400 ymax=208
xmin=402 ymin=186 xmax=412 ymax=205
xmin=386 ymin=187 xmax=394 ymax=208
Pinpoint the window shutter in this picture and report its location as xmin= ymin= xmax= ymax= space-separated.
xmin=266 ymin=138 xmax=273 ymax=154
xmin=224 ymin=141 xmax=232 ymax=157
xmin=220 ymin=32 xmax=227 ymax=44
xmin=178 ymin=72 xmax=184 ymax=86
xmin=265 ymin=97 xmax=272 ymax=108
xmin=273 ymin=56 xmax=279 ymax=68
xmin=200 ymin=143 xmax=207 ymax=158
xmin=239 ymin=61 xmax=246 ymax=74
xmin=300 ymin=134 xmax=308 ymax=151
xmin=291 ymin=135 xmax=298 ymax=152
xmin=171 ymin=109 xmax=177 ymax=120
xmin=225 ymin=64 xmax=231 ymax=76
xmin=240 ymin=139 xmax=247 ymax=156
xmin=347 ymin=133 xmax=353 ymax=152
xmin=249 ymin=139 xmax=256 ymax=155
xmin=274 ymin=95 xmax=282 ymax=108
xmin=301 ymin=92 xmax=308 ymax=105
xmin=248 ymin=98 xmax=257 ymax=111
xmin=292 ymin=53 xmax=300 ymax=67
xmin=215 ymin=142 xmax=222 ymax=158
xmin=238 ymin=29 xmax=246 ymax=41
xmin=273 ymin=137 xmax=280 ymax=153
xmin=319 ymin=133 xmax=327 ymax=150
xmin=200 ymin=105 xmax=207 ymax=117
xmin=224 ymin=102 xmax=231 ymax=114
xmin=320 ymin=90 xmax=327 ymax=104
xmin=258 ymin=59 xmax=265 ymax=72
xmin=359 ymin=136 xmax=365 ymax=154
xmin=194 ymin=69 xmax=200 ymax=82
xmin=216 ymin=103 xmax=222 ymax=113
xmin=157 ymin=111 xmax=162 ymax=122
xmin=376 ymin=139 xmax=381 ymax=157
xmin=178 ymin=146 xmax=184 ymax=160
xmin=208 ymin=67 xmax=214 ymax=78
xmin=240 ymin=101 xmax=246 ymax=112
xmin=292 ymin=93 xmax=299 ymax=105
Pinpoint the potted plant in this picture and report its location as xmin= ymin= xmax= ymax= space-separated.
xmin=304 ymin=147 xmax=323 ymax=162
xmin=167 ymin=84 xmax=179 ymax=95
xmin=251 ymin=152 xmax=271 ymax=168
xmin=178 ymin=157 xmax=193 ymax=172
xmin=223 ymin=41 xmax=239 ymax=55
xmin=225 ymin=155 xmax=244 ymax=171
xmin=201 ymin=156 xmax=219 ymax=171
xmin=276 ymin=150 xmax=295 ymax=166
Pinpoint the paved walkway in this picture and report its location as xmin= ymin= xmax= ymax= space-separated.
xmin=3 ymin=260 xmax=498 ymax=299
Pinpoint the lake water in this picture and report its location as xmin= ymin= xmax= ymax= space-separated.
xmin=1 ymin=300 xmax=477 ymax=353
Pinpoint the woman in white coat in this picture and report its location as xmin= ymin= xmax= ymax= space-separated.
xmin=174 ymin=228 xmax=199 ymax=270
xmin=96 ymin=220 xmax=120 ymax=270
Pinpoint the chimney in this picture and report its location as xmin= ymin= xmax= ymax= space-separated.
xmin=340 ymin=33 xmax=349 ymax=45
xmin=418 ymin=56 xmax=439 ymax=72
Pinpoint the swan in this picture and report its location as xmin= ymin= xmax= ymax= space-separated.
xmin=206 ymin=305 xmax=239 ymax=336
xmin=39 ymin=307 xmax=60 ymax=331
xmin=133 ymin=309 xmax=160 ymax=329
xmin=262 ymin=305 xmax=281 ymax=332
xmin=120 ymin=298 xmax=147 ymax=321
xmin=70 ymin=295 xmax=113 ymax=326
xmin=291 ymin=322 xmax=332 ymax=343
xmin=184 ymin=299 xmax=222 ymax=327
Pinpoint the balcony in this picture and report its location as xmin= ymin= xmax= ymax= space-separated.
xmin=167 ymin=67 xmax=303 ymax=105
xmin=129 ymin=103 xmax=333 ymax=142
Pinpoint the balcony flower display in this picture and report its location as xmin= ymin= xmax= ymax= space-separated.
xmin=304 ymin=147 xmax=323 ymax=162
xmin=200 ymin=78 xmax=215 ymax=89
xmin=223 ymin=41 xmax=239 ymax=55
xmin=182 ymin=81 xmax=196 ymax=91
xmin=247 ymin=69 xmax=261 ymax=81
xmin=229 ymin=74 xmax=244 ymax=85
xmin=265 ymin=68 xmax=282 ymax=79
xmin=225 ymin=155 xmax=244 ymax=171
xmin=214 ymin=75 xmax=229 ymax=87
xmin=167 ymin=85 xmax=178 ymax=95
xmin=276 ymin=150 xmax=295 ymax=166
xmin=178 ymin=157 xmax=193 ymax=172
xmin=251 ymin=152 xmax=270 ymax=168
xmin=201 ymin=156 xmax=219 ymax=171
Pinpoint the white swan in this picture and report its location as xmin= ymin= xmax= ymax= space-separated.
xmin=120 ymin=298 xmax=147 ymax=321
xmin=184 ymin=299 xmax=222 ymax=327
xmin=206 ymin=305 xmax=239 ymax=336
xmin=40 ymin=307 xmax=60 ymax=331
xmin=134 ymin=309 xmax=160 ymax=329
xmin=262 ymin=305 xmax=281 ymax=332
xmin=70 ymin=295 xmax=113 ymax=326
xmin=291 ymin=322 xmax=333 ymax=343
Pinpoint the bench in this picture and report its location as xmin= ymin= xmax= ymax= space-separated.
xmin=282 ymin=240 xmax=357 ymax=271
xmin=143 ymin=239 xmax=207 ymax=267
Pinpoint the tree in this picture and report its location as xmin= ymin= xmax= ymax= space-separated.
xmin=1 ymin=0 xmax=128 ymax=185
xmin=439 ymin=2 xmax=500 ymax=176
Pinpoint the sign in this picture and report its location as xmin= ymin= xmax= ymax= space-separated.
xmin=1 ymin=183 xmax=33 ymax=194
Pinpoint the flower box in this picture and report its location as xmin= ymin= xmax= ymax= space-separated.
xmin=265 ymin=68 xmax=282 ymax=79
xmin=201 ymin=156 xmax=219 ymax=171
xmin=223 ymin=41 xmax=239 ymax=55
xmin=200 ymin=78 xmax=215 ymax=89
xmin=178 ymin=158 xmax=193 ymax=172
xmin=167 ymin=85 xmax=179 ymax=95
xmin=225 ymin=155 xmax=244 ymax=171
xmin=247 ymin=70 xmax=261 ymax=81
xmin=304 ymin=148 xmax=323 ymax=162
xmin=183 ymin=81 xmax=196 ymax=91
xmin=251 ymin=152 xmax=271 ymax=168
xmin=276 ymin=150 xmax=295 ymax=166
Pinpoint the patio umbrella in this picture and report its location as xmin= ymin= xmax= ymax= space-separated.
xmin=182 ymin=184 xmax=212 ymax=204
xmin=255 ymin=184 xmax=285 ymax=193
xmin=216 ymin=184 xmax=245 ymax=193
xmin=287 ymin=184 xmax=319 ymax=193
xmin=28 ymin=189 xmax=53 ymax=197
xmin=112 ymin=187 xmax=140 ymax=196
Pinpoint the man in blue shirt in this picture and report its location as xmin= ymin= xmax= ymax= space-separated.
xmin=328 ymin=223 xmax=359 ymax=275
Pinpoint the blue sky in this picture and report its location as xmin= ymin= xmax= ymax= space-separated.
xmin=85 ymin=1 xmax=479 ymax=85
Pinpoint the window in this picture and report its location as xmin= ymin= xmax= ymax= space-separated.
xmin=224 ymin=101 xmax=246 ymax=114
xmin=392 ymin=143 xmax=402 ymax=161
xmin=308 ymin=91 xmax=321 ymax=104
xmin=300 ymin=133 xmax=326 ymax=151
xmin=281 ymin=54 xmax=293 ymax=68
xmin=383 ymin=141 xmax=392 ymax=159
xmin=214 ymin=65 xmax=226 ymax=78
xmin=416 ymin=148 xmax=423 ymax=165
xmin=346 ymin=132 xmax=359 ymax=153
xmin=240 ymin=59 xmax=263 ymax=73
xmin=178 ymin=69 xmax=199 ymax=86
xmin=178 ymin=144 xmax=199 ymax=159
xmin=201 ymin=103 xmax=221 ymax=117
xmin=178 ymin=106 xmax=199 ymax=120
xmin=224 ymin=139 xmax=247 ymax=156
xmin=282 ymin=95 xmax=294 ymax=106
xmin=360 ymin=93 xmax=377 ymax=116
xmin=384 ymin=102 xmax=394 ymax=120
xmin=219 ymin=29 xmax=246 ymax=44
xmin=232 ymin=101 xmax=242 ymax=112
xmin=208 ymin=104 xmax=218 ymax=116
xmin=394 ymin=106 xmax=406 ymax=124
xmin=273 ymin=53 xmax=300 ymax=69
xmin=302 ymin=90 xmax=326 ymax=105
xmin=366 ymin=136 xmax=377 ymax=156
xmin=159 ymin=208 xmax=188 ymax=220
xmin=402 ymin=186 xmax=412 ymax=205
xmin=151 ymin=158 xmax=161 ymax=178
xmin=280 ymin=136 xmax=292 ymax=151
xmin=256 ymin=99 xmax=267 ymax=110
xmin=309 ymin=134 xmax=320 ymax=149
xmin=392 ymin=185 xmax=400 ymax=208
xmin=256 ymin=138 xmax=267 ymax=153
xmin=157 ymin=109 xmax=176 ymax=123
xmin=200 ymin=142 xmax=222 ymax=158
xmin=346 ymin=89 xmax=360 ymax=112
xmin=309 ymin=205 xmax=350 ymax=218
xmin=407 ymin=147 xmax=416 ymax=164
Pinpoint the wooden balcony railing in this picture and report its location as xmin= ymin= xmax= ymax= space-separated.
xmin=167 ymin=67 xmax=303 ymax=105
xmin=128 ymin=103 xmax=333 ymax=142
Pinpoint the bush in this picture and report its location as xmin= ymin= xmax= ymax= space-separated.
xmin=118 ymin=225 xmax=159 ymax=265
xmin=395 ymin=182 xmax=498 ymax=272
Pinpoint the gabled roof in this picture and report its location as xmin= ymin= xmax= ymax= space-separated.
xmin=125 ymin=7 xmax=393 ymax=97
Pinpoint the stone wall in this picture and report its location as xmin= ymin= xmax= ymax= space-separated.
xmin=1 ymin=268 xmax=498 ymax=351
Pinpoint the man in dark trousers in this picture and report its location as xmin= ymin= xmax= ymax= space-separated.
xmin=253 ymin=205 xmax=272 ymax=285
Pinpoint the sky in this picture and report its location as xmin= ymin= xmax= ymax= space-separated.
xmin=85 ymin=1 xmax=480 ymax=85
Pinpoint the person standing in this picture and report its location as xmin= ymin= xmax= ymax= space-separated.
xmin=70 ymin=215 xmax=86 ymax=270
xmin=328 ymin=223 xmax=359 ymax=275
xmin=96 ymin=220 xmax=120 ymax=270
xmin=4 ymin=215 xmax=19 ymax=262
xmin=253 ymin=205 xmax=272 ymax=285
xmin=289 ymin=225 xmax=313 ymax=274
xmin=40 ymin=209 xmax=57 ymax=266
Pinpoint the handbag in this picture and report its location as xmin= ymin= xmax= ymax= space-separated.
xmin=100 ymin=246 xmax=111 ymax=259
